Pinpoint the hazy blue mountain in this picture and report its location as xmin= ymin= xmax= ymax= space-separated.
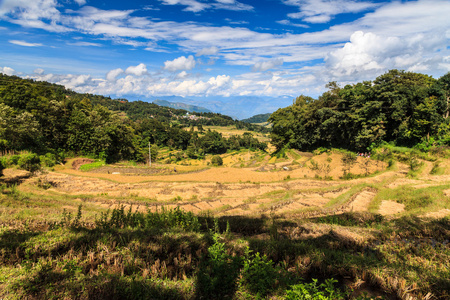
xmin=153 ymin=99 xmax=212 ymax=113
xmin=145 ymin=95 xmax=293 ymax=119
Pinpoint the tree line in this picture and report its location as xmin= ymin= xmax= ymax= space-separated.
xmin=0 ymin=74 xmax=266 ymax=163
xmin=269 ymin=70 xmax=450 ymax=152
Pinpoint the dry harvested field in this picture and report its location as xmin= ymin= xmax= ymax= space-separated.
xmin=12 ymin=150 xmax=450 ymax=220
xmin=2 ymin=150 xmax=450 ymax=300
xmin=189 ymin=125 xmax=271 ymax=142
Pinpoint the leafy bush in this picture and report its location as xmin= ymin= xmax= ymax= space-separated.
xmin=0 ymin=159 xmax=4 ymax=177
xmin=240 ymin=251 xmax=278 ymax=297
xmin=40 ymin=153 xmax=57 ymax=167
xmin=211 ymin=155 xmax=223 ymax=166
xmin=17 ymin=153 xmax=41 ymax=173
xmin=0 ymin=154 xmax=20 ymax=167
xmin=196 ymin=233 xmax=242 ymax=299
xmin=285 ymin=278 xmax=348 ymax=300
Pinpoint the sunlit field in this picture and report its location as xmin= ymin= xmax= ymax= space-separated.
xmin=1 ymin=147 xmax=449 ymax=299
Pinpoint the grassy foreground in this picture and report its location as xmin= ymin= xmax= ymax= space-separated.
xmin=1 ymin=180 xmax=449 ymax=299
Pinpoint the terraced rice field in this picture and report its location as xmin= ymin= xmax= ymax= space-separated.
xmin=14 ymin=150 xmax=449 ymax=221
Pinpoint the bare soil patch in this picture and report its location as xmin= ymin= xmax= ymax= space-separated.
xmin=71 ymin=158 xmax=94 ymax=170
xmin=378 ymin=200 xmax=405 ymax=216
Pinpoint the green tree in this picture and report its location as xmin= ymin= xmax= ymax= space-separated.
xmin=0 ymin=103 xmax=40 ymax=150
xmin=211 ymin=155 xmax=223 ymax=166
xmin=199 ymin=131 xmax=227 ymax=154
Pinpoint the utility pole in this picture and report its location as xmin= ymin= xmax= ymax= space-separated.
xmin=149 ymin=141 xmax=151 ymax=167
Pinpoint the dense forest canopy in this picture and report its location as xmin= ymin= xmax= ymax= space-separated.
xmin=241 ymin=113 xmax=271 ymax=124
xmin=269 ymin=70 xmax=450 ymax=152
xmin=0 ymin=74 xmax=267 ymax=163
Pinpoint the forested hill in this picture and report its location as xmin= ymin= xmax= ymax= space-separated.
xmin=0 ymin=73 xmax=267 ymax=163
xmin=270 ymin=70 xmax=450 ymax=152
xmin=241 ymin=113 xmax=271 ymax=124
xmin=0 ymin=73 xmax=268 ymax=130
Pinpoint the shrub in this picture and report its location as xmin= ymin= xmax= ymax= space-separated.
xmin=211 ymin=155 xmax=223 ymax=166
xmin=1 ymin=155 xmax=20 ymax=167
xmin=40 ymin=153 xmax=57 ymax=167
xmin=196 ymin=233 xmax=242 ymax=299
xmin=17 ymin=153 xmax=41 ymax=173
xmin=95 ymin=205 xmax=201 ymax=231
xmin=285 ymin=278 xmax=348 ymax=300
xmin=240 ymin=251 xmax=278 ymax=297
xmin=0 ymin=159 xmax=4 ymax=177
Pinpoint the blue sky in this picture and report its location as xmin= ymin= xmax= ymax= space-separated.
xmin=1 ymin=0 xmax=449 ymax=117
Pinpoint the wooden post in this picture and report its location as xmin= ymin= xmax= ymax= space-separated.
xmin=149 ymin=142 xmax=152 ymax=167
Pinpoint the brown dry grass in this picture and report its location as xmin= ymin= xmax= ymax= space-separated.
xmin=188 ymin=125 xmax=270 ymax=142
xmin=7 ymin=149 xmax=449 ymax=220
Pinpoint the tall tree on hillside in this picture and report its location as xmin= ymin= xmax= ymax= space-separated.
xmin=0 ymin=103 xmax=40 ymax=151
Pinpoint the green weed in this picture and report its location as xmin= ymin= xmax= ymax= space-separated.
xmin=285 ymin=278 xmax=348 ymax=300
xmin=79 ymin=160 xmax=106 ymax=171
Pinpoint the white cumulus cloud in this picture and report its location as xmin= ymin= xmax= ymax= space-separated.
xmin=164 ymin=55 xmax=196 ymax=72
xmin=325 ymin=30 xmax=449 ymax=80
xmin=125 ymin=63 xmax=147 ymax=76
xmin=0 ymin=66 xmax=16 ymax=75
xmin=106 ymin=68 xmax=124 ymax=81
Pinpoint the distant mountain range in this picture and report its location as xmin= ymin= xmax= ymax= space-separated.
xmin=152 ymin=99 xmax=212 ymax=113
xmin=145 ymin=95 xmax=293 ymax=120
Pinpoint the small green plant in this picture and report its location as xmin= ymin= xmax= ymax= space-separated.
xmin=309 ymin=159 xmax=319 ymax=171
xmin=196 ymin=233 xmax=242 ymax=299
xmin=408 ymin=154 xmax=422 ymax=172
xmin=60 ymin=204 xmax=83 ymax=227
xmin=341 ymin=152 xmax=357 ymax=174
xmin=240 ymin=250 xmax=278 ymax=297
xmin=285 ymin=278 xmax=348 ymax=300
xmin=95 ymin=205 xmax=201 ymax=231
xmin=172 ymin=195 xmax=183 ymax=201
xmin=313 ymin=147 xmax=328 ymax=155
xmin=36 ymin=178 xmax=52 ymax=189
xmin=430 ymin=162 xmax=442 ymax=175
